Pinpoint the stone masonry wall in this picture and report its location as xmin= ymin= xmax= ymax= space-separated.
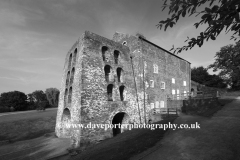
xmin=56 ymin=31 xmax=191 ymax=146
xmin=113 ymin=32 xmax=191 ymax=121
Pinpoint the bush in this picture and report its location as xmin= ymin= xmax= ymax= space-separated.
xmin=0 ymin=106 xmax=10 ymax=113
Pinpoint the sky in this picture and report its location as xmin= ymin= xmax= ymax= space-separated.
xmin=0 ymin=0 xmax=236 ymax=94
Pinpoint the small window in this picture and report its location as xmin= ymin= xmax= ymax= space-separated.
xmin=150 ymin=103 xmax=154 ymax=109
xmin=184 ymin=91 xmax=187 ymax=96
xmin=68 ymin=54 xmax=72 ymax=70
xmin=150 ymin=80 xmax=154 ymax=88
xmin=161 ymin=82 xmax=165 ymax=89
xmin=73 ymin=48 xmax=77 ymax=65
xmin=172 ymin=78 xmax=175 ymax=84
xmin=153 ymin=64 xmax=158 ymax=73
xmin=177 ymin=89 xmax=180 ymax=99
xmin=119 ymin=85 xmax=125 ymax=101
xmin=102 ymin=46 xmax=108 ymax=61
xmin=155 ymin=101 xmax=159 ymax=108
xmin=160 ymin=101 xmax=164 ymax=108
xmin=122 ymin=41 xmax=127 ymax=46
xmin=177 ymin=89 xmax=179 ymax=94
xmin=117 ymin=67 xmax=123 ymax=82
xmin=68 ymin=87 xmax=72 ymax=104
xmin=107 ymin=84 xmax=113 ymax=101
xmin=104 ymin=65 xmax=112 ymax=82
xmin=114 ymin=50 xmax=120 ymax=64
xmin=172 ymin=89 xmax=175 ymax=95
xmin=183 ymin=81 xmax=187 ymax=86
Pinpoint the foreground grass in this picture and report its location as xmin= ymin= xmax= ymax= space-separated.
xmin=0 ymin=110 xmax=57 ymax=142
xmin=69 ymin=117 xmax=176 ymax=160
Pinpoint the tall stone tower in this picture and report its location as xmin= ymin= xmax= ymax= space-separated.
xmin=55 ymin=31 xmax=191 ymax=147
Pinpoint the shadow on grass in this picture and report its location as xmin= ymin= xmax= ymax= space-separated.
xmin=70 ymin=118 xmax=176 ymax=160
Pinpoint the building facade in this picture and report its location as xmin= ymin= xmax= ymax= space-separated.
xmin=55 ymin=31 xmax=191 ymax=147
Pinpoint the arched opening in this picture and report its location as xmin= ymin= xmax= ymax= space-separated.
xmin=117 ymin=67 xmax=123 ymax=82
xmin=62 ymin=108 xmax=71 ymax=137
xmin=64 ymin=88 xmax=68 ymax=106
xmin=114 ymin=50 xmax=120 ymax=64
xmin=107 ymin=84 xmax=113 ymax=101
xmin=112 ymin=112 xmax=129 ymax=136
xmin=70 ymin=67 xmax=75 ymax=85
xmin=102 ymin=46 xmax=108 ymax=61
xmin=73 ymin=48 xmax=77 ymax=66
xmin=104 ymin=65 xmax=112 ymax=82
xmin=68 ymin=87 xmax=72 ymax=104
xmin=119 ymin=85 xmax=125 ymax=101
xmin=68 ymin=54 xmax=72 ymax=70
xmin=66 ymin=71 xmax=70 ymax=86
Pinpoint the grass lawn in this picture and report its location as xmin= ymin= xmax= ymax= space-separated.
xmin=68 ymin=117 xmax=176 ymax=160
xmin=0 ymin=109 xmax=57 ymax=142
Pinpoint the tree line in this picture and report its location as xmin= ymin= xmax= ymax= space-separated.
xmin=0 ymin=88 xmax=59 ymax=113
xmin=191 ymin=41 xmax=240 ymax=90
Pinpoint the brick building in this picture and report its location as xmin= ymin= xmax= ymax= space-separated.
xmin=55 ymin=31 xmax=191 ymax=147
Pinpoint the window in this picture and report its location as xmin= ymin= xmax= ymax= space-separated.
xmin=73 ymin=48 xmax=77 ymax=66
xmin=172 ymin=89 xmax=175 ymax=95
xmin=155 ymin=101 xmax=159 ymax=108
xmin=177 ymin=89 xmax=180 ymax=100
xmin=104 ymin=65 xmax=112 ymax=82
xmin=101 ymin=46 xmax=108 ymax=61
xmin=177 ymin=89 xmax=179 ymax=95
xmin=66 ymin=71 xmax=70 ymax=86
xmin=150 ymin=80 xmax=154 ymax=88
xmin=117 ymin=67 xmax=123 ymax=82
xmin=114 ymin=50 xmax=120 ymax=64
xmin=119 ymin=85 xmax=125 ymax=101
xmin=172 ymin=78 xmax=175 ymax=84
xmin=68 ymin=54 xmax=72 ymax=70
xmin=68 ymin=87 xmax=72 ymax=104
xmin=107 ymin=84 xmax=113 ymax=101
xmin=184 ymin=91 xmax=187 ymax=96
xmin=150 ymin=103 xmax=154 ymax=109
xmin=153 ymin=64 xmax=158 ymax=73
xmin=161 ymin=82 xmax=165 ymax=89
xmin=183 ymin=81 xmax=187 ymax=86
xmin=70 ymin=67 xmax=75 ymax=85
xmin=160 ymin=101 xmax=164 ymax=108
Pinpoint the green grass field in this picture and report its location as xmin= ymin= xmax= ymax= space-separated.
xmin=0 ymin=109 xmax=57 ymax=142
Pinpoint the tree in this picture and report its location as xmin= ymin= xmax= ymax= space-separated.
xmin=191 ymin=66 xmax=227 ymax=88
xmin=0 ymin=91 xmax=28 ymax=111
xmin=208 ymin=41 xmax=240 ymax=90
xmin=205 ymin=74 xmax=227 ymax=88
xmin=27 ymin=93 xmax=37 ymax=110
xmin=158 ymin=0 xmax=240 ymax=54
xmin=45 ymin=88 xmax=60 ymax=107
xmin=31 ymin=90 xmax=49 ymax=110
xmin=191 ymin=66 xmax=210 ymax=84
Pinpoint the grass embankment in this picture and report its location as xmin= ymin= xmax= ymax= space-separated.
xmin=197 ymin=98 xmax=235 ymax=117
xmin=203 ymin=91 xmax=240 ymax=117
xmin=69 ymin=118 xmax=176 ymax=160
xmin=0 ymin=110 xmax=57 ymax=142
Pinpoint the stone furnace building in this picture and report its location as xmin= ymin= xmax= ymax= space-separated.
xmin=55 ymin=31 xmax=191 ymax=147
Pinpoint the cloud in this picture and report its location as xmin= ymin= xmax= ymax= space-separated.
xmin=0 ymin=9 xmax=26 ymax=27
